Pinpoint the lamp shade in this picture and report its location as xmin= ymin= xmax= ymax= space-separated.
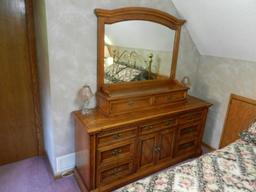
xmin=104 ymin=45 xmax=110 ymax=58
xmin=104 ymin=45 xmax=113 ymax=66
xmin=77 ymin=85 xmax=93 ymax=102
xmin=181 ymin=76 xmax=191 ymax=87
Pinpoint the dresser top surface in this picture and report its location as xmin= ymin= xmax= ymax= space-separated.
xmin=72 ymin=96 xmax=211 ymax=134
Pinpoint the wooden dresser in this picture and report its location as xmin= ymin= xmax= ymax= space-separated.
xmin=73 ymin=96 xmax=211 ymax=191
xmin=73 ymin=7 xmax=211 ymax=192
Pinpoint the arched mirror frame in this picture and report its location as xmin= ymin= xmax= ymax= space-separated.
xmin=95 ymin=7 xmax=186 ymax=93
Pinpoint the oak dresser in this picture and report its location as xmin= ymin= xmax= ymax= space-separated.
xmin=73 ymin=7 xmax=211 ymax=192
xmin=73 ymin=96 xmax=210 ymax=191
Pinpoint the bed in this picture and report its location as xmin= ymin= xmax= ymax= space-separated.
xmin=104 ymin=63 xmax=149 ymax=83
xmin=116 ymin=94 xmax=256 ymax=192
xmin=104 ymin=49 xmax=156 ymax=83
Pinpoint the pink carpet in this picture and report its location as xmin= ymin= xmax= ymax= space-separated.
xmin=0 ymin=147 xmax=210 ymax=192
xmin=0 ymin=157 xmax=80 ymax=192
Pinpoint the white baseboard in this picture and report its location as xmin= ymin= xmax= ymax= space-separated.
xmin=56 ymin=153 xmax=75 ymax=175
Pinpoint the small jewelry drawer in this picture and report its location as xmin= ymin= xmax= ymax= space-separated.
xmin=154 ymin=91 xmax=186 ymax=105
xmin=179 ymin=110 xmax=203 ymax=124
xmin=97 ymin=126 xmax=137 ymax=147
xmin=110 ymin=96 xmax=152 ymax=114
xmin=97 ymin=161 xmax=134 ymax=186
xmin=140 ymin=118 xmax=177 ymax=134
xmin=97 ymin=140 xmax=135 ymax=167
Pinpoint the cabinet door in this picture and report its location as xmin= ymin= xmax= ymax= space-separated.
xmin=157 ymin=128 xmax=175 ymax=164
xmin=137 ymin=133 xmax=158 ymax=171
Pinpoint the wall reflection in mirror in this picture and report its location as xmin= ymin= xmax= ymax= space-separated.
xmin=104 ymin=21 xmax=175 ymax=84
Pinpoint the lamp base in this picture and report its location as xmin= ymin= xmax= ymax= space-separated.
xmin=81 ymin=108 xmax=92 ymax=115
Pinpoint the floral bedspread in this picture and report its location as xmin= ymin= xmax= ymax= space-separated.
xmin=116 ymin=140 xmax=256 ymax=192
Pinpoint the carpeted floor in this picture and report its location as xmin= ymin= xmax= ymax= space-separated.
xmin=0 ymin=146 xmax=210 ymax=192
xmin=0 ymin=157 xmax=80 ymax=192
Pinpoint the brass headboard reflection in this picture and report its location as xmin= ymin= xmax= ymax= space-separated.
xmin=104 ymin=46 xmax=157 ymax=83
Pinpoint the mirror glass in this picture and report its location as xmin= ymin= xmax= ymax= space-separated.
xmin=104 ymin=21 xmax=175 ymax=84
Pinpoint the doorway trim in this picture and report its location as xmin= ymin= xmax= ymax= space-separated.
xmin=25 ymin=0 xmax=44 ymax=155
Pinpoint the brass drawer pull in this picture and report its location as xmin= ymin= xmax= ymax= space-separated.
xmin=112 ymin=133 xmax=121 ymax=139
xmin=165 ymin=120 xmax=174 ymax=126
xmin=110 ymin=167 xmax=122 ymax=175
xmin=113 ymin=167 xmax=122 ymax=175
xmin=167 ymin=96 xmax=172 ymax=100
xmin=142 ymin=125 xmax=153 ymax=129
xmin=112 ymin=148 xmax=122 ymax=156
xmin=154 ymin=146 xmax=161 ymax=152
xmin=181 ymin=127 xmax=196 ymax=135
xmin=179 ymin=141 xmax=194 ymax=150
xmin=128 ymin=100 xmax=135 ymax=106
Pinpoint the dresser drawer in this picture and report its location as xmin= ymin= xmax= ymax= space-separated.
xmin=97 ymin=140 xmax=135 ymax=167
xmin=178 ymin=121 xmax=201 ymax=141
xmin=97 ymin=161 xmax=134 ymax=186
xmin=140 ymin=117 xmax=177 ymax=134
xmin=154 ymin=91 xmax=186 ymax=105
xmin=175 ymin=139 xmax=198 ymax=157
xmin=97 ymin=127 xmax=137 ymax=147
xmin=110 ymin=96 xmax=152 ymax=113
xmin=179 ymin=110 xmax=203 ymax=124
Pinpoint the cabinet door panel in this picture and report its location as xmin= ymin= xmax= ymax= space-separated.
xmin=137 ymin=133 xmax=158 ymax=171
xmin=158 ymin=129 xmax=175 ymax=163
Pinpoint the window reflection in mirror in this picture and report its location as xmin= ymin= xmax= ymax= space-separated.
xmin=104 ymin=21 xmax=175 ymax=84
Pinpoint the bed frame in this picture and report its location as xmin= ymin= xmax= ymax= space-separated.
xmin=220 ymin=94 xmax=256 ymax=148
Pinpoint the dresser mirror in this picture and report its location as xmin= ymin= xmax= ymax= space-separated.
xmin=95 ymin=7 xmax=186 ymax=93
xmin=104 ymin=21 xmax=175 ymax=84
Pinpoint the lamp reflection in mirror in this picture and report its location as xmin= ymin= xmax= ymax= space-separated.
xmin=77 ymin=85 xmax=94 ymax=115
xmin=104 ymin=45 xmax=113 ymax=67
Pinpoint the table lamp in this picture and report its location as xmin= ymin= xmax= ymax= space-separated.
xmin=77 ymin=84 xmax=94 ymax=115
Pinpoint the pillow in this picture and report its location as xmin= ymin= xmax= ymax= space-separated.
xmin=113 ymin=67 xmax=142 ymax=82
xmin=105 ymin=64 xmax=126 ymax=77
xmin=240 ymin=119 xmax=256 ymax=145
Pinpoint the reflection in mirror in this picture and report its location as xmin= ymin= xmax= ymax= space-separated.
xmin=104 ymin=21 xmax=175 ymax=84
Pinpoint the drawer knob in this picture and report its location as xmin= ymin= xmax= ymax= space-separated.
xmin=112 ymin=133 xmax=121 ymax=139
xmin=112 ymin=148 xmax=122 ymax=156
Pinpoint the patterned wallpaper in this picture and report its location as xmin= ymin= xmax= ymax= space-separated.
xmin=194 ymin=56 xmax=256 ymax=148
xmin=42 ymin=0 xmax=200 ymax=174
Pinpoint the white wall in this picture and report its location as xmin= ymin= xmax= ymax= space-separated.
xmin=40 ymin=0 xmax=200 ymax=175
xmin=172 ymin=0 xmax=256 ymax=62
xmin=106 ymin=21 xmax=175 ymax=51
xmin=194 ymin=56 xmax=256 ymax=148
xmin=33 ymin=0 xmax=56 ymax=172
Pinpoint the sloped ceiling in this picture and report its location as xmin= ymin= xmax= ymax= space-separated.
xmin=172 ymin=0 xmax=256 ymax=62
